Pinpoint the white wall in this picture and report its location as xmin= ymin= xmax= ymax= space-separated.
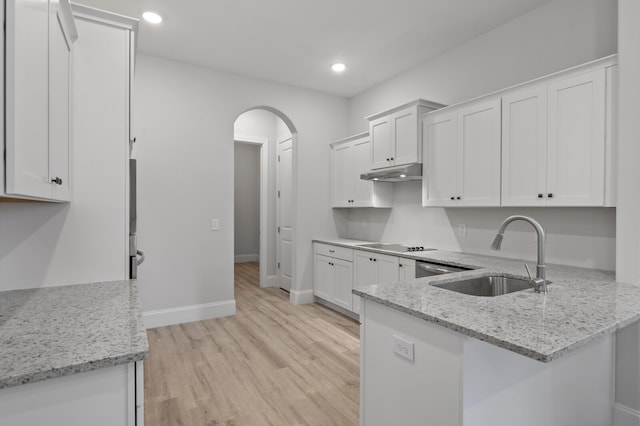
xmin=614 ymin=0 xmax=640 ymax=417
xmin=134 ymin=54 xmax=348 ymax=316
xmin=343 ymin=0 xmax=618 ymax=271
xmin=233 ymin=143 xmax=260 ymax=259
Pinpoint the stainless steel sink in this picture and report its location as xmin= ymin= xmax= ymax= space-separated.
xmin=432 ymin=276 xmax=537 ymax=297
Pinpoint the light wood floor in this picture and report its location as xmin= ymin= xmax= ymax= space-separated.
xmin=145 ymin=262 xmax=360 ymax=425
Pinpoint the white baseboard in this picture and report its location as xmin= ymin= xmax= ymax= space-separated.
xmin=262 ymin=275 xmax=277 ymax=288
xmin=615 ymin=403 xmax=640 ymax=426
xmin=290 ymin=289 xmax=314 ymax=305
xmin=143 ymin=299 xmax=236 ymax=329
xmin=234 ymin=254 xmax=259 ymax=263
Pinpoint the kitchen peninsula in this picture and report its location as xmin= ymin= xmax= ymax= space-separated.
xmin=313 ymin=238 xmax=640 ymax=426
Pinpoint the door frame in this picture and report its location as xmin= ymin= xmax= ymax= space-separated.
xmin=234 ymin=135 xmax=270 ymax=288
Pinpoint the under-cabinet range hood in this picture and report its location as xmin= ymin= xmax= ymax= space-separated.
xmin=360 ymin=163 xmax=422 ymax=182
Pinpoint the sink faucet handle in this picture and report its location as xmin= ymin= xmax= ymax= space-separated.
xmin=524 ymin=263 xmax=533 ymax=280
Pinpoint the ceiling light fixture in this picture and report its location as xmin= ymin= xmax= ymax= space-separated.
xmin=142 ymin=11 xmax=163 ymax=24
xmin=331 ymin=63 xmax=346 ymax=73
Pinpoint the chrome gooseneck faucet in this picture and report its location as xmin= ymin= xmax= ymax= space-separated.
xmin=491 ymin=215 xmax=548 ymax=294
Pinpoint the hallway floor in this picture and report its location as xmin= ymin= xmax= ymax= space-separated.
xmin=144 ymin=262 xmax=360 ymax=425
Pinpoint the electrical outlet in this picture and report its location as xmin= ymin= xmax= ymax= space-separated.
xmin=458 ymin=224 xmax=467 ymax=237
xmin=211 ymin=219 xmax=220 ymax=231
xmin=393 ymin=335 xmax=414 ymax=362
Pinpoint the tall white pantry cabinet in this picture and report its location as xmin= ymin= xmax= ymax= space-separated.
xmin=0 ymin=4 xmax=143 ymax=426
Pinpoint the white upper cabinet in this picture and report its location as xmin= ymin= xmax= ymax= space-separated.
xmin=367 ymin=99 xmax=445 ymax=170
xmin=4 ymin=0 xmax=77 ymax=201
xmin=423 ymin=98 xmax=502 ymax=207
xmin=423 ymin=55 xmax=616 ymax=208
xmin=5 ymin=0 xmax=51 ymax=199
xmin=331 ymin=133 xmax=392 ymax=208
xmin=458 ymin=99 xmax=502 ymax=206
xmin=49 ymin=0 xmax=75 ymax=201
xmin=546 ymin=69 xmax=606 ymax=206
xmin=501 ymin=86 xmax=548 ymax=206
xmin=423 ymin=110 xmax=458 ymax=207
xmin=502 ymin=63 xmax=612 ymax=207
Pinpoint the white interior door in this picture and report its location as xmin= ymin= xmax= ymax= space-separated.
xmin=277 ymin=138 xmax=293 ymax=291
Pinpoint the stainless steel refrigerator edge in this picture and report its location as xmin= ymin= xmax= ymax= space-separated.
xmin=129 ymin=159 xmax=145 ymax=278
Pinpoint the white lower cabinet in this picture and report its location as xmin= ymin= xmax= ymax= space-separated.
xmin=353 ymin=251 xmax=400 ymax=315
xmin=313 ymin=244 xmax=355 ymax=311
xmin=360 ymin=300 xmax=613 ymax=426
xmin=0 ymin=362 xmax=143 ymax=426
xmin=398 ymin=258 xmax=416 ymax=282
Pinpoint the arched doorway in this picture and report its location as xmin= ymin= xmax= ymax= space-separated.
xmin=233 ymin=107 xmax=297 ymax=298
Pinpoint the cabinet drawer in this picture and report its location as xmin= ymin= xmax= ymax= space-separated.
xmin=314 ymin=243 xmax=353 ymax=262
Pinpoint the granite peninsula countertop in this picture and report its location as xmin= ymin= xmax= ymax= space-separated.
xmin=314 ymin=238 xmax=640 ymax=362
xmin=0 ymin=280 xmax=148 ymax=389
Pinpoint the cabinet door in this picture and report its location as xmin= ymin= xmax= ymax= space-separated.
xmin=376 ymin=253 xmax=400 ymax=284
xmin=392 ymin=107 xmax=419 ymax=166
xmin=5 ymin=0 xmax=52 ymax=199
xmin=353 ymin=137 xmax=374 ymax=206
xmin=332 ymin=258 xmax=353 ymax=311
xmin=398 ymin=258 xmax=416 ymax=282
xmin=370 ymin=116 xmax=393 ymax=169
xmin=332 ymin=142 xmax=354 ymax=207
xmin=354 ymin=252 xmax=378 ymax=314
xmin=49 ymin=0 xmax=72 ymax=201
xmin=423 ymin=110 xmax=458 ymax=207
xmin=501 ymin=86 xmax=548 ymax=206
xmin=458 ymin=99 xmax=502 ymax=206
xmin=314 ymin=255 xmax=333 ymax=301
xmin=547 ymin=69 xmax=606 ymax=206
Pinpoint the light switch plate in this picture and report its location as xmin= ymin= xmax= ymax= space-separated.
xmin=211 ymin=219 xmax=220 ymax=231
xmin=393 ymin=335 xmax=414 ymax=362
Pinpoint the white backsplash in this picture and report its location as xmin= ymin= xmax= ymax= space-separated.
xmin=342 ymin=182 xmax=616 ymax=271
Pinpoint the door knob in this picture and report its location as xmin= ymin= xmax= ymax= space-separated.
xmin=51 ymin=177 xmax=63 ymax=185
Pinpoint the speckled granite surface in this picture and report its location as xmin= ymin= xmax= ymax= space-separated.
xmin=314 ymin=238 xmax=640 ymax=362
xmin=0 ymin=280 xmax=148 ymax=389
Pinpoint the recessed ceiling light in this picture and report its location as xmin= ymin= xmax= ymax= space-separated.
xmin=143 ymin=11 xmax=163 ymax=24
xmin=331 ymin=63 xmax=346 ymax=73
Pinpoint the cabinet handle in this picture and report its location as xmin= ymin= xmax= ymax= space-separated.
xmin=373 ymin=258 xmax=377 ymax=262
xmin=386 ymin=158 xmax=390 ymax=161
xmin=329 ymin=250 xmax=335 ymax=253
xmin=538 ymin=193 xmax=543 ymax=198
xmin=456 ymin=196 xmax=461 ymax=200
xmin=369 ymin=258 xmax=372 ymax=261
xmin=548 ymin=193 xmax=554 ymax=198
xmin=51 ymin=177 xmax=63 ymax=185
xmin=399 ymin=264 xmax=403 ymax=268
xmin=390 ymin=157 xmax=394 ymax=161
xmin=450 ymin=196 xmax=455 ymax=200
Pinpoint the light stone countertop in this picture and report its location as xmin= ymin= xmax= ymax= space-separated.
xmin=313 ymin=238 xmax=640 ymax=362
xmin=0 ymin=280 xmax=148 ymax=389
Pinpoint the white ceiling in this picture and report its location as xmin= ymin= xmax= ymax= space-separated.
xmin=76 ymin=0 xmax=553 ymax=97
